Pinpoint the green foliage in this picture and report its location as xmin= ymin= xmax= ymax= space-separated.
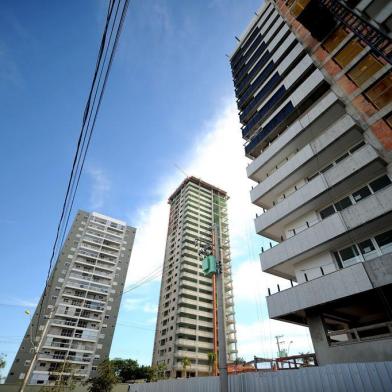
xmin=234 ymin=357 xmax=246 ymax=365
xmin=0 ymin=354 xmax=6 ymax=383
xmin=207 ymin=352 xmax=215 ymax=375
xmin=40 ymin=361 xmax=77 ymax=392
xmin=85 ymin=359 xmax=119 ymax=392
xmin=148 ymin=362 xmax=167 ymax=382
xmin=110 ymin=358 xmax=150 ymax=382
xmin=181 ymin=357 xmax=191 ymax=377
xmin=0 ymin=353 xmax=5 ymax=369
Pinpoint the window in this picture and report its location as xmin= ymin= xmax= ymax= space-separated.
xmin=339 ymin=245 xmax=360 ymax=267
xmin=335 ymin=152 xmax=349 ymax=164
xmin=352 ymin=186 xmax=371 ymax=202
xmin=320 ymin=163 xmax=333 ymax=174
xmin=375 ymin=230 xmax=392 ymax=253
xmin=358 ymin=239 xmax=376 ymax=260
xmin=334 ymin=196 xmax=352 ymax=212
xmin=349 ymin=141 xmax=365 ymax=154
xmin=319 ymin=205 xmax=334 ymax=219
xmin=369 ymin=175 xmax=391 ymax=193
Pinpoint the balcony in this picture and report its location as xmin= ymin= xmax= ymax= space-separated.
xmin=38 ymin=353 xmax=92 ymax=364
xmin=260 ymin=186 xmax=392 ymax=278
xmin=175 ymin=350 xmax=207 ymax=360
xmin=247 ymin=91 xmax=342 ymax=181
xmin=65 ymin=281 xmax=109 ymax=295
xmin=245 ymin=70 xmax=326 ymax=158
xmin=255 ymin=144 xmax=384 ymax=239
xmin=42 ymin=341 xmax=95 ymax=352
xmin=266 ymin=254 xmax=392 ymax=324
xmin=250 ymin=115 xmax=361 ymax=208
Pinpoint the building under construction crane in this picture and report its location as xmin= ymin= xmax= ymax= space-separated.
xmin=152 ymin=176 xmax=237 ymax=377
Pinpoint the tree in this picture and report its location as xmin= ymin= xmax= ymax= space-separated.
xmin=234 ymin=357 xmax=246 ymax=365
xmin=207 ymin=352 xmax=215 ymax=376
xmin=110 ymin=358 xmax=151 ymax=382
xmin=0 ymin=353 xmax=6 ymax=383
xmin=147 ymin=362 xmax=167 ymax=382
xmin=40 ymin=361 xmax=77 ymax=392
xmin=181 ymin=357 xmax=191 ymax=378
xmin=85 ymin=359 xmax=118 ymax=392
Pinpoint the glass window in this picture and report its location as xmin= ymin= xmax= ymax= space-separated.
xmin=335 ymin=152 xmax=349 ymax=164
xmin=358 ymin=239 xmax=375 ymax=255
xmin=339 ymin=245 xmax=360 ymax=267
xmin=370 ymin=175 xmax=391 ymax=193
xmin=320 ymin=205 xmax=335 ymax=219
xmin=352 ymin=186 xmax=371 ymax=202
xmin=339 ymin=245 xmax=359 ymax=261
xmin=321 ymin=163 xmax=333 ymax=174
xmin=349 ymin=141 xmax=365 ymax=154
xmin=375 ymin=230 xmax=392 ymax=253
xmin=334 ymin=196 xmax=352 ymax=211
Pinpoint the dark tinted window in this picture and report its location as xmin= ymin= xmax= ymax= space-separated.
xmin=339 ymin=245 xmax=359 ymax=261
xmin=352 ymin=186 xmax=371 ymax=202
xmin=335 ymin=196 xmax=352 ymax=211
xmin=335 ymin=152 xmax=349 ymax=164
xmin=358 ymin=239 xmax=375 ymax=255
xmin=321 ymin=163 xmax=333 ymax=174
xmin=349 ymin=141 xmax=365 ymax=154
xmin=375 ymin=230 xmax=392 ymax=248
xmin=320 ymin=205 xmax=335 ymax=219
xmin=369 ymin=175 xmax=391 ymax=192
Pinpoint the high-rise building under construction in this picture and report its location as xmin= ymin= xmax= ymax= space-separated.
xmin=6 ymin=211 xmax=135 ymax=386
xmin=152 ymin=176 xmax=237 ymax=377
xmin=230 ymin=0 xmax=392 ymax=364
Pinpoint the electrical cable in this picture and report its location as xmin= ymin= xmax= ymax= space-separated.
xmin=32 ymin=0 xmax=131 ymax=344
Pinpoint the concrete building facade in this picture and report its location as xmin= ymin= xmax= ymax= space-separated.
xmin=230 ymin=0 xmax=392 ymax=364
xmin=6 ymin=211 xmax=136 ymax=386
xmin=152 ymin=176 xmax=237 ymax=378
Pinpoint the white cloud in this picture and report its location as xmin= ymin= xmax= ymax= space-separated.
xmin=143 ymin=303 xmax=158 ymax=314
xmin=237 ymin=319 xmax=314 ymax=360
xmin=233 ymin=260 xmax=293 ymax=303
xmin=123 ymin=298 xmax=144 ymax=312
xmin=126 ymin=98 xmax=255 ymax=286
xmin=87 ymin=166 xmax=111 ymax=210
xmin=0 ymin=297 xmax=38 ymax=308
xmin=123 ymin=298 xmax=159 ymax=315
xmin=124 ymin=97 xmax=313 ymax=355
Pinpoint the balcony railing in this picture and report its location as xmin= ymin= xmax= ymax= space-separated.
xmin=245 ymin=102 xmax=295 ymax=157
xmin=320 ymin=0 xmax=392 ymax=65
xmin=328 ymin=321 xmax=392 ymax=346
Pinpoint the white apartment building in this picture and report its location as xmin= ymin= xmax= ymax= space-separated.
xmin=6 ymin=211 xmax=136 ymax=385
xmin=152 ymin=176 xmax=237 ymax=378
xmin=231 ymin=0 xmax=392 ymax=364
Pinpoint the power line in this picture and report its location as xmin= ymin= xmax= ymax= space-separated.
xmin=33 ymin=0 xmax=131 ymax=341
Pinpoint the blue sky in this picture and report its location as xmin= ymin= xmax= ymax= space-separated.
xmin=0 ymin=0 xmax=313 ymax=377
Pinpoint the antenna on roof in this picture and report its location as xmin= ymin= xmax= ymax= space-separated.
xmin=174 ymin=163 xmax=188 ymax=178
xmin=235 ymin=36 xmax=240 ymax=42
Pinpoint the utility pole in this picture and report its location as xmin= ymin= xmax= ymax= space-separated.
xmin=19 ymin=310 xmax=53 ymax=392
xmin=197 ymin=222 xmax=228 ymax=392
xmin=214 ymin=223 xmax=228 ymax=392
xmin=275 ymin=335 xmax=284 ymax=358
